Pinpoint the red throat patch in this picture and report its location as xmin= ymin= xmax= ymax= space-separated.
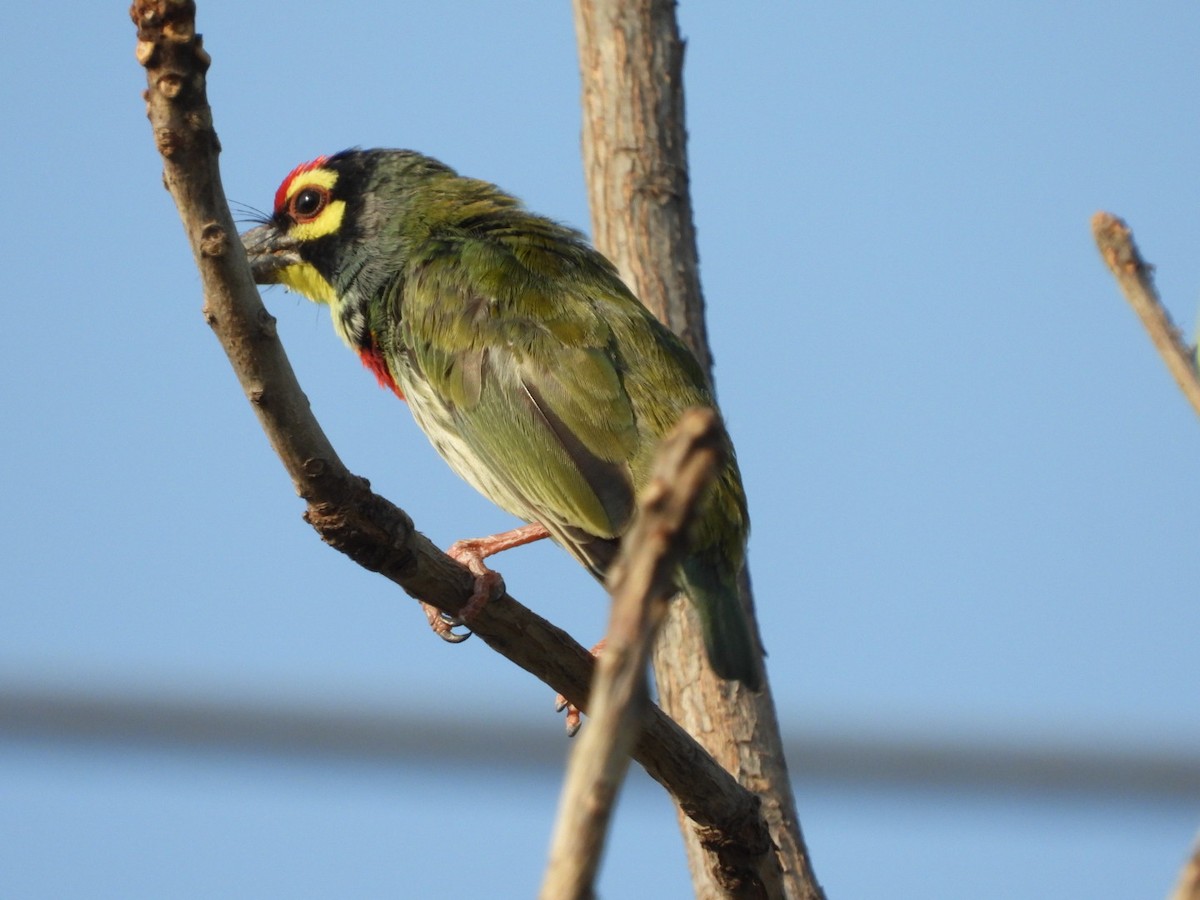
xmin=274 ymin=155 xmax=330 ymax=214
xmin=358 ymin=342 xmax=405 ymax=401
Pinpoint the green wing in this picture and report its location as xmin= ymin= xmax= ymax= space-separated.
xmin=400 ymin=235 xmax=645 ymax=544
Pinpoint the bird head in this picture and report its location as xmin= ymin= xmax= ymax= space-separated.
xmin=240 ymin=149 xmax=454 ymax=349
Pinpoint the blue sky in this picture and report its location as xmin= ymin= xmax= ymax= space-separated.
xmin=2 ymin=3 xmax=1198 ymax=897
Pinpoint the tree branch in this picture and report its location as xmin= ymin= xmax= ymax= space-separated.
xmin=1170 ymin=836 xmax=1200 ymax=900
xmin=131 ymin=0 xmax=769 ymax=878
xmin=1092 ymin=211 xmax=1200 ymax=418
xmin=574 ymin=2 xmax=823 ymax=896
xmin=543 ymin=408 xmax=724 ymax=899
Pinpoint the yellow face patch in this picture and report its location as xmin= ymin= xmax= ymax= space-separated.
xmin=281 ymin=167 xmax=346 ymax=242
xmin=277 ymin=261 xmax=338 ymax=306
xmin=290 ymin=198 xmax=346 ymax=242
xmin=267 ymin=160 xmax=351 ymax=324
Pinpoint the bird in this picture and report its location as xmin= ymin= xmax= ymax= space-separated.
xmin=240 ymin=148 xmax=761 ymax=691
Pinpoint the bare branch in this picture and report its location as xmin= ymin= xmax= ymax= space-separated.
xmin=1092 ymin=211 xmax=1200 ymax=418
xmin=574 ymin=1 xmax=823 ymax=896
xmin=131 ymin=0 xmax=768 ymax=870
xmin=543 ymin=408 xmax=724 ymax=899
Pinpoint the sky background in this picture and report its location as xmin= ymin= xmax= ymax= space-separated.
xmin=2 ymin=2 xmax=1199 ymax=897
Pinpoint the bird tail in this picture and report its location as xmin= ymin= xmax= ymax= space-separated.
xmin=679 ymin=557 xmax=763 ymax=691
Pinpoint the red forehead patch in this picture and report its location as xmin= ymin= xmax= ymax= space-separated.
xmin=273 ymin=155 xmax=330 ymax=214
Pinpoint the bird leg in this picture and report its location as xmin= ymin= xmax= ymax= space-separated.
xmin=554 ymin=638 xmax=607 ymax=736
xmin=420 ymin=522 xmax=550 ymax=641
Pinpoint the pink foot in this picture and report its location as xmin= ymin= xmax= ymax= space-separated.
xmin=420 ymin=601 xmax=471 ymax=643
xmin=420 ymin=523 xmax=550 ymax=642
xmin=555 ymin=638 xmax=607 ymax=737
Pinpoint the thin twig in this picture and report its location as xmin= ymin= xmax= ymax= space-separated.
xmin=130 ymin=0 xmax=770 ymax=867
xmin=1092 ymin=211 xmax=1200 ymax=418
xmin=542 ymin=408 xmax=724 ymax=900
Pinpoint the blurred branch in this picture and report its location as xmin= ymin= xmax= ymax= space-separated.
xmin=1092 ymin=211 xmax=1200 ymax=418
xmin=1170 ymin=836 xmax=1200 ymax=900
xmin=542 ymin=408 xmax=730 ymax=899
xmin=9 ymin=681 xmax=1200 ymax=798
xmin=130 ymin=0 xmax=767 ymax=870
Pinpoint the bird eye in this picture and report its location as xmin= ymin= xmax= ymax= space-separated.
xmin=289 ymin=186 xmax=328 ymax=222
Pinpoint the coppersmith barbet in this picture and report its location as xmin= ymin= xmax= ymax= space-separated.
xmin=241 ymin=149 xmax=761 ymax=690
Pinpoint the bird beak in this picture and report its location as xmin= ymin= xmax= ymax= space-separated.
xmin=241 ymin=223 xmax=302 ymax=285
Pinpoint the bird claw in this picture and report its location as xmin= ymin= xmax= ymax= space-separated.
xmin=418 ymin=524 xmax=549 ymax=642
xmin=554 ymin=692 xmax=583 ymax=737
xmin=417 ymin=537 xmax=513 ymax=644
xmin=421 ymin=602 xmax=472 ymax=643
xmin=553 ymin=639 xmax=605 ymax=737
xmin=564 ymin=708 xmax=583 ymax=737
xmin=446 ymin=542 xmax=508 ymax=622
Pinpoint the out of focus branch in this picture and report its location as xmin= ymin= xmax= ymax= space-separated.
xmin=542 ymin=408 xmax=725 ymax=900
xmin=1170 ymin=836 xmax=1200 ymax=900
xmin=1092 ymin=211 xmax=1200 ymax=418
